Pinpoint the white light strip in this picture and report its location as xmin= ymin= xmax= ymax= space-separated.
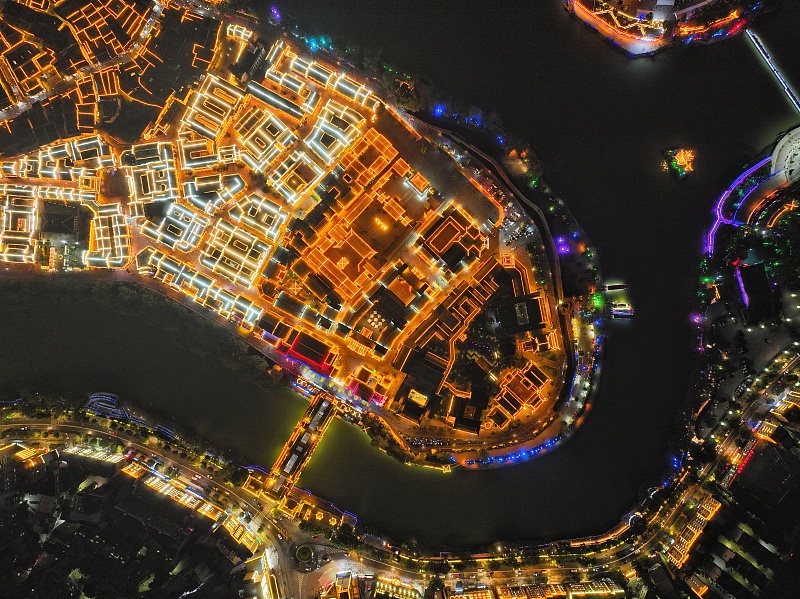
xmin=747 ymin=29 xmax=800 ymax=114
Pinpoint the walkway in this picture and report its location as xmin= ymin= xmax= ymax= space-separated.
xmin=747 ymin=30 xmax=800 ymax=114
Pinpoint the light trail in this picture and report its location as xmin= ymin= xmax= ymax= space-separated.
xmin=747 ymin=29 xmax=800 ymax=114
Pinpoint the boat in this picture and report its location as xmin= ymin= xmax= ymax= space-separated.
xmin=610 ymin=302 xmax=634 ymax=319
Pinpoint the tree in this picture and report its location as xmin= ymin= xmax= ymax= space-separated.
xmin=424 ymin=577 xmax=444 ymax=599
xmin=298 ymin=519 xmax=327 ymax=536
xmin=228 ymin=467 xmax=250 ymax=487
xmin=425 ymin=560 xmax=451 ymax=575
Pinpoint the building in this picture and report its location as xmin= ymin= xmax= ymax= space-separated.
xmin=0 ymin=192 xmax=38 ymax=263
xmin=241 ymin=550 xmax=277 ymax=599
xmin=86 ymin=203 xmax=131 ymax=268
xmin=666 ymin=493 xmax=722 ymax=569
xmin=0 ymin=443 xmax=54 ymax=493
xmin=200 ymin=219 xmax=272 ymax=288
xmin=736 ymin=263 xmax=775 ymax=325
xmin=182 ymin=74 xmax=245 ymax=141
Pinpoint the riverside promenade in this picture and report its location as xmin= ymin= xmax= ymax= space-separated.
xmin=565 ymin=0 xmax=670 ymax=56
xmin=564 ymin=0 xmax=760 ymax=57
xmin=400 ymin=113 xmax=605 ymax=469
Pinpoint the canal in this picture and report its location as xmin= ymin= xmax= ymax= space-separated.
xmin=1 ymin=2 xmax=799 ymax=547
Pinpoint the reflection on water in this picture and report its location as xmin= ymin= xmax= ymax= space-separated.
xmin=1 ymin=1 xmax=799 ymax=548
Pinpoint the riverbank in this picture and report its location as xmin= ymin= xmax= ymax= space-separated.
xmin=0 ymin=263 xmax=585 ymax=478
xmin=3 ymin=0 xmax=800 ymax=550
xmin=564 ymin=0 xmax=776 ymax=57
xmin=395 ymin=113 xmax=605 ymax=468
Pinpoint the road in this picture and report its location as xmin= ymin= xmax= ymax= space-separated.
xmin=2 ymin=414 xmax=642 ymax=588
xmin=0 ymin=417 xmax=305 ymax=599
xmin=1 ymin=416 xmax=449 ymax=597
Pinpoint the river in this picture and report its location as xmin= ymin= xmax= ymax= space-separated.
xmin=1 ymin=1 xmax=799 ymax=548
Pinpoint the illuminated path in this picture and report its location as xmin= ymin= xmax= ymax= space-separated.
xmin=706 ymin=125 xmax=800 ymax=256
xmin=747 ymin=29 xmax=800 ymax=114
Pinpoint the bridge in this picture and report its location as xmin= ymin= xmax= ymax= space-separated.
xmin=262 ymin=391 xmax=338 ymax=501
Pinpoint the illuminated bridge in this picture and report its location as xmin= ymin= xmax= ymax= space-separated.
xmin=262 ymin=392 xmax=337 ymax=501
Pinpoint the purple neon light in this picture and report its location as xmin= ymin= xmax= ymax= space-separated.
xmin=706 ymin=156 xmax=771 ymax=255
xmin=735 ymin=267 xmax=750 ymax=307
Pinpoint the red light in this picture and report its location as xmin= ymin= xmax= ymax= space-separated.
xmin=728 ymin=20 xmax=746 ymax=36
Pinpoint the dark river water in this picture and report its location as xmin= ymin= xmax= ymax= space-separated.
xmin=2 ymin=1 xmax=799 ymax=548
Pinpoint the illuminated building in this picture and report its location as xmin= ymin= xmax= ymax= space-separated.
xmin=234 ymin=104 xmax=297 ymax=173
xmin=75 ymin=75 xmax=99 ymax=132
xmin=263 ymin=65 xmax=321 ymax=117
xmin=178 ymin=138 xmax=217 ymax=170
xmin=245 ymin=73 xmax=303 ymax=118
xmin=276 ymin=331 xmax=336 ymax=374
xmin=15 ymin=0 xmax=49 ymax=12
xmin=667 ymin=494 xmax=722 ymax=568
xmin=137 ymin=246 xmax=213 ymax=294
xmin=226 ymin=24 xmax=253 ymax=43
xmin=265 ymin=40 xmax=287 ymax=68
xmin=242 ymin=550 xmax=278 ymax=599
xmin=136 ymin=246 xmax=264 ymax=326
xmin=125 ymin=141 xmax=180 ymax=216
xmin=415 ymin=201 xmax=486 ymax=274
xmin=304 ymin=99 xmax=365 ymax=165
xmin=0 ymin=443 xmax=53 ymax=492
xmin=200 ymin=219 xmax=272 ymax=288
xmin=1 ymin=37 xmax=58 ymax=97
xmin=375 ymin=578 xmax=422 ymax=599
xmin=340 ymin=128 xmax=399 ymax=186
xmin=2 ymin=135 xmax=116 ymax=182
xmin=266 ymin=148 xmax=325 ymax=205
xmin=494 ymin=363 xmax=551 ymax=419
xmin=230 ymin=34 xmax=267 ymax=84
xmin=319 ymin=572 xmax=360 ymax=599
xmin=0 ymin=181 xmax=96 ymax=204
xmin=287 ymin=53 xmax=380 ymax=113
xmin=664 ymin=148 xmax=695 ymax=179
xmin=448 ymin=589 xmax=495 ymax=599
xmin=497 ymin=291 xmax=551 ymax=336
xmin=141 ymin=202 xmax=209 ymax=252
xmin=568 ymin=0 xmax=668 ymax=56
xmin=181 ymin=74 xmax=244 ymax=141
xmin=182 ymin=173 xmax=245 ymax=215
xmin=228 ymin=194 xmax=289 ymax=243
xmin=0 ymin=191 xmax=38 ymax=263
xmin=86 ymin=203 xmax=131 ymax=268
xmin=675 ymin=149 xmax=695 ymax=172
xmin=265 ymin=68 xmax=309 ymax=105
xmin=770 ymin=125 xmax=800 ymax=184
xmin=58 ymin=0 xmax=152 ymax=66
